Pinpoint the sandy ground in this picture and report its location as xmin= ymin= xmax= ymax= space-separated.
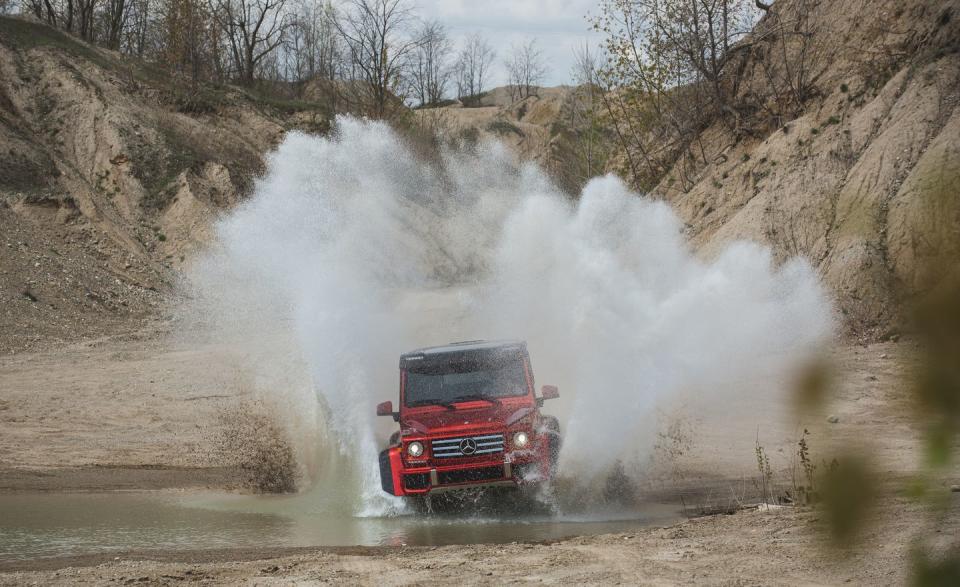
xmin=0 ymin=330 xmax=957 ymax=584
xmin=0 ymin=324 xmax=251 ymax=491
xmin=0 ymin=330 xmax=928 ymax=492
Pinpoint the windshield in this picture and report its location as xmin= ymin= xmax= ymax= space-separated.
xmin=404 ymin=359 xmax=528 ymax=407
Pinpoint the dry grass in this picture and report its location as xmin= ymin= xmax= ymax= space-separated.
xmin=216 ymin=403 xmax=298 ymax=493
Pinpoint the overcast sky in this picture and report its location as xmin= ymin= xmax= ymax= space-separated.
xmin=415 ymin=0 xmax=604 ymax=88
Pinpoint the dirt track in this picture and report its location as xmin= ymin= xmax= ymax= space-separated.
xmin=0 ymin=324 xmax=248 ymax=491
xmin=0 ymin=328 xmax=930 ymax=491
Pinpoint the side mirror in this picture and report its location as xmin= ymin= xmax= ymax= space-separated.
xmin=541 ymin=385 xmax=559 ymax=400
xmin=376 ymin=400 xmax=394 ymax=417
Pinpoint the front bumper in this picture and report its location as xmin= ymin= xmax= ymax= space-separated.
xmin=379 ymin=448 xmax=548 ymax=496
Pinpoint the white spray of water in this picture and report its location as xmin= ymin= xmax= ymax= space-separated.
xmin=479 ymin=176 xmax=831 ymax=477
xmin=182 ymin=117 xmax=833 ymax=512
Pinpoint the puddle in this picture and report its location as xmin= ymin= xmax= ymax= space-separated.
xmin=0 ymin=491 xmax=681 ymax=561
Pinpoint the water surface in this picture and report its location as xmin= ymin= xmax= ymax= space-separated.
xmin=0 ymin=491 xmax=681 ymax=562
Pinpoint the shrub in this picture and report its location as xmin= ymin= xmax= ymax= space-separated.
xmin=486 ymin=120 xmax=523 ymax=136
xmin=755 ymin=437 xmax=774 ymax=505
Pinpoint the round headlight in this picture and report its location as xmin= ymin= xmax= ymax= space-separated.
xmin=407 ymin=441 xmax=424 ymax=458
xmin=513 ymin=431 xmax=529 ymax=449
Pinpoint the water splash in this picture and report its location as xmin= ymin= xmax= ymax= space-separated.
xmin=180 ymin=116 xmax=833 ymax=513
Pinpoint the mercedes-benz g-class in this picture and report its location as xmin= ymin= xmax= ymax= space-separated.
xmin=377 ymin=340 xmax=561 ymax=497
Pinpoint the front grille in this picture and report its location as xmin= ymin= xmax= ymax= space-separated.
xmin=437 ymin=466 xmax=505 ymax=485
xmin=431 ymin=434 xmax=505 ymax=459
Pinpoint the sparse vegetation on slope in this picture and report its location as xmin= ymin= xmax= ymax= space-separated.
xmin=647 ymin=0 xmax=960 ymax=339
xmin=0 ymin=16 xmax=333 ymax=352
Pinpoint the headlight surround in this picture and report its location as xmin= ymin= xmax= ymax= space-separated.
xmin=513 ymin=431 xmax=530 ymax=449
xmin=407 ymin=441 xmax=424 ymax=458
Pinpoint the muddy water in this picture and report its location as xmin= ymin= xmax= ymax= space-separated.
xmin=0 ymin=492 xmax=682 ymax=562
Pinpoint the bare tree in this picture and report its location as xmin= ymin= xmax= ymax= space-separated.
xmin=409 ymin=20 xmax=452 ymax=107
xmin=504 ymin=38 xmax=547 ymax=101
xmin=103 ymin=0 xmax=130 ymax=48
xmin=334 ymin=0 xmax=418 ymax=118
xmin=607 ymin=0 xmax=757 ymax=120
xmin=214 ymin=0 xmax=292 ymax=85
xmin=161 ymin=0 xmax=217 ymax=82
xmin=121 ymin=0 xmax=154 ymax=57
xmin=455 ymin=31 xmax=494 ymax=106
xmin=75 ymin=0 xmax=98 ymax=41
xmin=745 ymin=0 xmax=826 ymax=127
xmin=569 ymin=43 xmax=602 ymax=177
xmin=23 ymin=0 xmax=59 ymax=25
xmin=589 ymin=0 xmax=761 ymax=189
xmin=284 ymin=3 xmax=312 ymax=81
xmin=547 ymin=43 xmax=612 ymax=194
xmin=20 ymin=0 xmax=100 ymax=39
xmin=286 ymin=0 xmax=341 ymax=82
xmin=9 ymin=0 xmax=251 ymax=86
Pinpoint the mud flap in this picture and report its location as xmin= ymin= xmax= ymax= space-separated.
xmin=379 ymin=447 xmax=404 ymax=496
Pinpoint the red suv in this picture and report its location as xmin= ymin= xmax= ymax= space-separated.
xmin=377 ymin=340 xmax=561 ymax=497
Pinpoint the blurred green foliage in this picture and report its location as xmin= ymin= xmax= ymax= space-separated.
xmin=913 ymin=281 xmax=960 ymax=470
xmin=796 ymin=267 xmax=958 ymax=583
xmin=819 ymin=455 xmax=876 ymax=548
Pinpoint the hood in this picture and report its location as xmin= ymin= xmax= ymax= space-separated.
xmin=401 ymin=401 xmax=535 ymax=435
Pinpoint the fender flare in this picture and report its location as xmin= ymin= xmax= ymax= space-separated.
xmin=538 ymin=415 xmax=562 ymax=469
xmin=378 ymin=446 xmax=405 ymax=496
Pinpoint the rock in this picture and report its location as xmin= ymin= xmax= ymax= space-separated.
xmin=827 ymin=415 xmax=840 ymax=424
xmin=865 ymin=374 xmax=877 ymax=381
xmin=951 ymin=485 xmax=959 ymax=493
xmin=880 ymin=354 xmax=889 ymax=359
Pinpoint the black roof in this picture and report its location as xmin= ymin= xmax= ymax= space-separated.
xmin=399 ymin=339 xmax=527 ymax=369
